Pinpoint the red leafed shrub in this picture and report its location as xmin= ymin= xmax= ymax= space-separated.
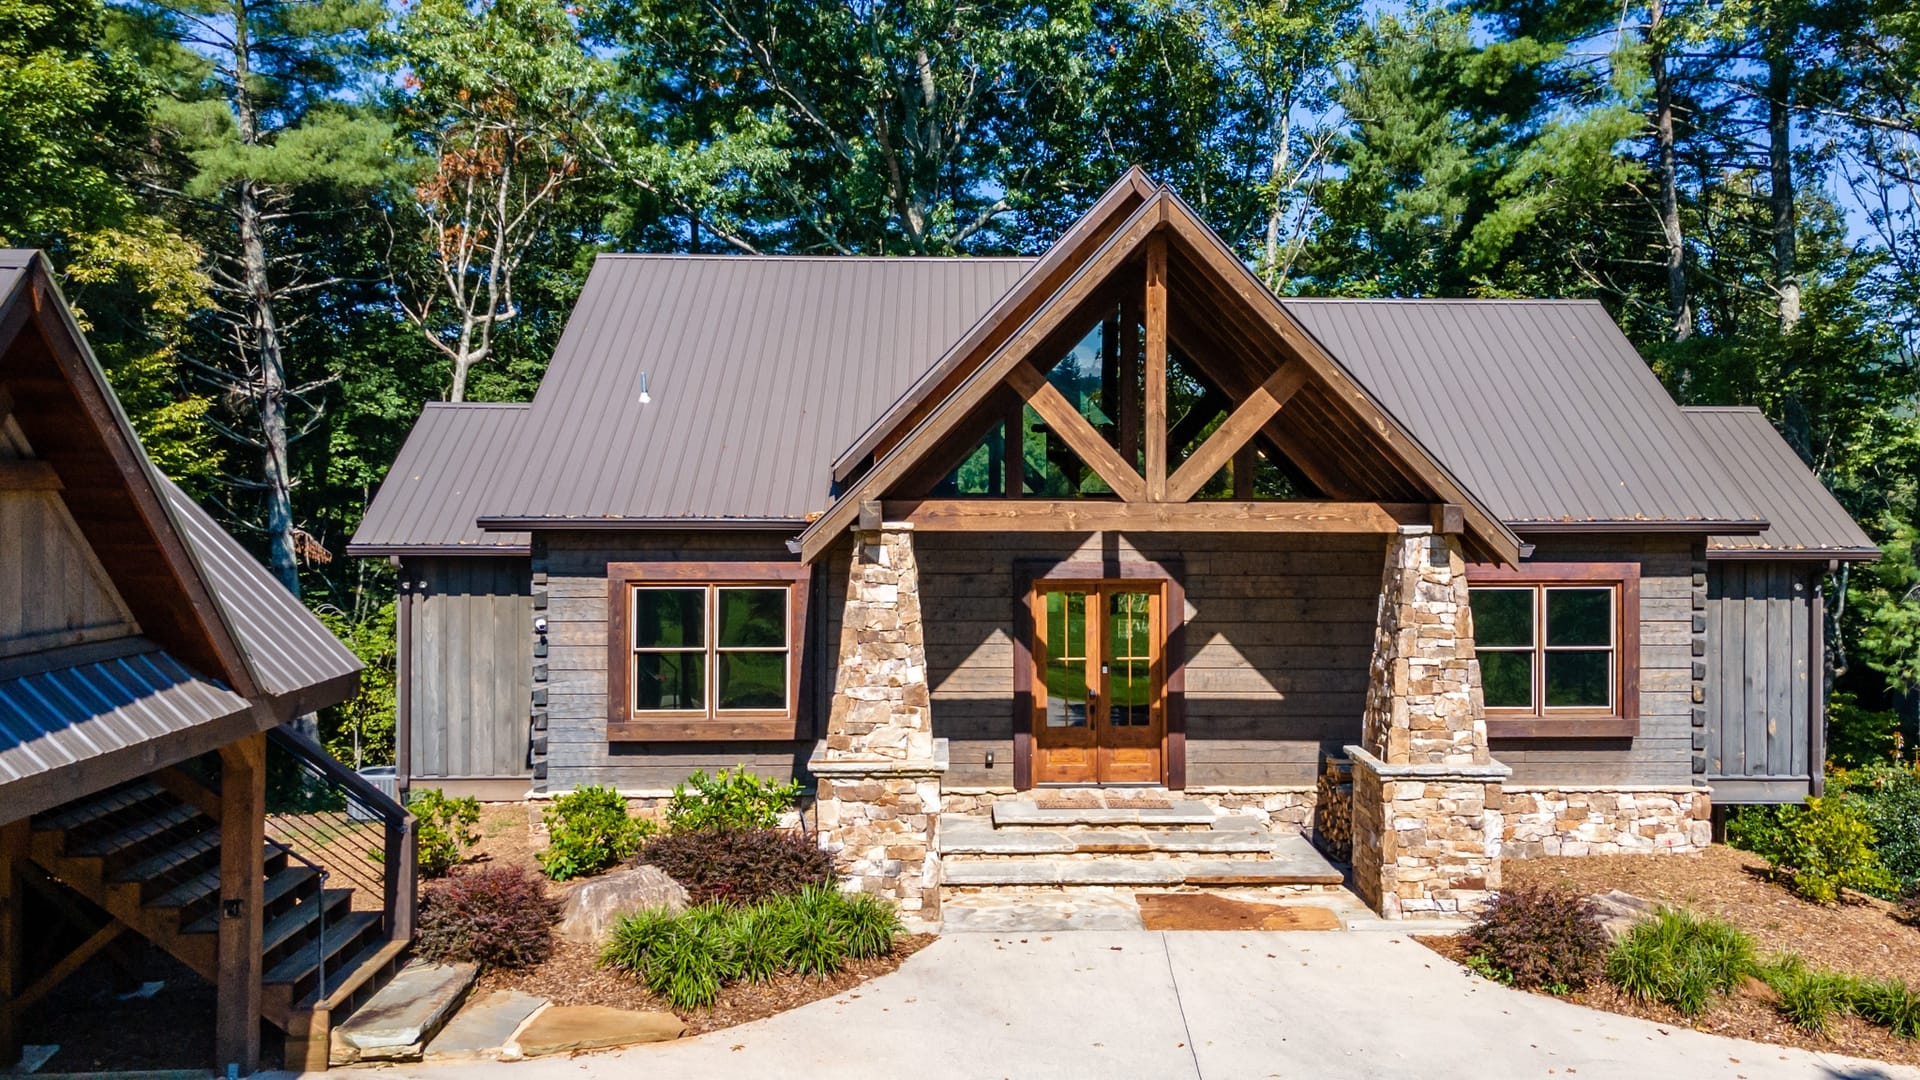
xmin=1463 ymin=883 xmax=1611 ymax=993
xmin=638 ymin=828 xmax=836 ymax=906
xmin=416 ymin=865 xmax=559 ymax=970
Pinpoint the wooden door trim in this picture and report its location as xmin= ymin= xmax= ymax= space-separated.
xmin=1012 ymin=557 xmax=1186 ymax=790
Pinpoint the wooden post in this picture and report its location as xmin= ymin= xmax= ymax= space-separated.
xmin=1004 ymin=398 xmax=1024 ymax=499
xmin=1232 ymin=444 xmax=1256 ymax=500
xmin=1 ymin=818 xmax=27 ymax=1070
xmin=216 ymin=733 xmax=266 ymax=1075
xmin=1144 ymin=234 xmax=1169 ymax=501
xmin=394 ymin=558 xmax=413 ymax=795
xmin=1118 ymin=294 xmax=1141 ymax=472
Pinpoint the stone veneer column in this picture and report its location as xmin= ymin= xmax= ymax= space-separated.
xmin=809 ymin=522 xmax=947 ymax=928
xmin=1347 ymin=525 xmax=1510 ymax=918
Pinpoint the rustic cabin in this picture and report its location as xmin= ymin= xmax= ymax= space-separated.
xmin=0 ymin=250 xmax=414 ymax=1073
xmin=352 ymin=170 xmax=1877 ymax=922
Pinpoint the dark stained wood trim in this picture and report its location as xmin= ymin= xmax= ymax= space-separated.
xmin=887 ymin=499 xmax=1431 ymax=533
xmin=605 ymin=562 xmax=811 ymax=742
xmin=1809 ymin=575 xmax=1826 ymax=796
xmin=216 ymin=732 xmax=266 ymax=1074
xmin=1165 ymin=362 xmax=1306 ymax=503
xmin=1004 ymin=396 xmax=1024 ymax=498
xmin=1117 ymin=291 xmax=1141 ymax=471
xmin=1011 ymin=563 xmax=1037 ymax=790
xmin=1005 ymin=360 xmax=1146 ymax=502
xmin=1144 ymin=232 xmax=1169 ymax=501
xmin=1164 ymin=573 xmax=1187 ymax=790
xmin=0 ymin=460 xmax=60 ymax=490
xmin=1466 ymin=561 xmax=1642 ymax=736
xmin=0 ymin=817 xmax=25 ymax=1067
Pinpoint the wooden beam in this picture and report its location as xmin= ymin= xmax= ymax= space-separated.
xmin=1005 ymin=362 xmax=1146 ymax=503
xmin=1166 ymin=362 xmax=1308 ymax=503
xmin=1232 ymin=444 xmax=1256 ymax=500
xmin=886 ymin=499 xmax=1429 ymax=533
xmin=1117 ymin=292 xmax=1141 ymax=471
xmin=1144 ymin=233 xmax=1169 ymax=500
xmin=1004 ymin=398 xmax=1024 ymax=498
xmin=14 ymin=921 xmax=123 ymax=1013
xmin=216 ymin=734 xmax=266 ymax=1075
xmin=1430 ymin=503 xmax=1465 ymax=536
xmin=1 ymin=819 xmax=26 ymax=1069
xmin=0 ymin=460 xmax=60 ymax=491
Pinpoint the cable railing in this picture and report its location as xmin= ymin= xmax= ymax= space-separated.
xmin=264 ymin=727 xmax=417 ymax=942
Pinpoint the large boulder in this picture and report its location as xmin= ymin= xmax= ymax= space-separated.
xmin=555 ymin=866 xmax=688 ymax=944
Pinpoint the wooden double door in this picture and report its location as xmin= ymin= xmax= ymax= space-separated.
xmin=1030 ymin=581 xmax=1166 ymax=785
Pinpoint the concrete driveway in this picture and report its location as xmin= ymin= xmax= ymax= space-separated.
xmin=336 ymin=931 xmax=1920 ymax=1080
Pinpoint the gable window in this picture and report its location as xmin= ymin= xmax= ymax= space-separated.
xmin=608 ymin=563 xmax=810 ymax=740
xmin=1467 ymin=563 xmax=1640 ymax=738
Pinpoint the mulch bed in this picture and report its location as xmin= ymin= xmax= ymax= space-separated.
xmin=1416 ymin=847 xmax=1920 ymax=1068
xmin=1136 ymin=893 xmax=1341 ymax=931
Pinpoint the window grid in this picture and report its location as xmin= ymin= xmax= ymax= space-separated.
xmin=1474 ymin=585 xmax=1617 ymax=714
xmin=629 ymin=584 xmax=791 ymax=717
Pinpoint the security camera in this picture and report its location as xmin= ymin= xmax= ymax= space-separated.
xmin=533 ymin=616 xmax=548 ymax=635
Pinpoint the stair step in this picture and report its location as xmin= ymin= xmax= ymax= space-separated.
xmin=181 ymin=865 xmax=322 ymax=934
xmin=109 ymin=828 xmax=220 ymax=885
xmin=940 ymin=817 xmax=1280 ymax=855
xmin=990 ymin=800 xmax=1219 ymax=828
xmin=266 ymin=911 xmax=382 ymax=989
xmin=34 ymin=781 xmax=166 ymax=832
xmin=942 ymin=856 xmax=1344 ymax=887
xmin=261 ymin=889 xmax=355 ymax=959
xmin=74 ymin=802 xmax=205 ymax=857
xmin=331 ymin=960 xmax=478 ymax=1064
xmin=299 ymin=934 xmax=409 ymax=1013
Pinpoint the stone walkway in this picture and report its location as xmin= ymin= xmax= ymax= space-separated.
xmin=302 ymin=931 xmax=1920 ymax=1080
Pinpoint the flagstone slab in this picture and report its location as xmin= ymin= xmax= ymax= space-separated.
xmin=423 ymin=989 xmax=548 ymax=1062
xmin=512 ymin=1004 xmax=686 ymax=1057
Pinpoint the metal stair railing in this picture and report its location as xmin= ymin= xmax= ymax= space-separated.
xmin=263 ymin=727 xmax=417 ymax=945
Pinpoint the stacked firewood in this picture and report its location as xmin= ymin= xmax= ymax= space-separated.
xmin=1313 ymin=753 xmax=1354 ymax=862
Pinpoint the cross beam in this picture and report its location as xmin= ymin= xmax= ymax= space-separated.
xmin=1166 ymin=362 xmax=1308 ymax=502
xmin=884 ymin=499 xmax=1432 ymax=533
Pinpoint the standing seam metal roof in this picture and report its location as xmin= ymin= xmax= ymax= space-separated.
xmin=1683 ymin=407 xmax=1879 ymax=558
xmin=348 ymin=403 xmax=531 ymax=553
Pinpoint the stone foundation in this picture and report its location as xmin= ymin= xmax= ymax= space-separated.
xmin=1348 ymin=747 xmax=1508 ymax=917
xmin=810 ymin=751 xmax=947 ymax=925
xmin=1183 ymin=787 xmax=1316 ymax=832
xmin=1502 ymin=787 xmax=1711 ymax=857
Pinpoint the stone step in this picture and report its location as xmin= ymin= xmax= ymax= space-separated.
xmin=989 ymin=799 xmax=1219 ymax=828
xmin=942 ymin=840 xmax=1344 ymax=887
xmin=331 ymin=960 xmax=479 ymax=1064
xmin=940 ymin=816 xmax=1278 ymax=856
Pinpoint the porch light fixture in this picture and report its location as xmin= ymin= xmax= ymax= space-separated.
xmin=637 ymin=371 xmax=652 ymax=405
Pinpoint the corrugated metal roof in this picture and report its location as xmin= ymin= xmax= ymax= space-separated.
xmin=478 ymin=254 xmax=1033 ymax=524
xmin=349 ymin=403 xmax=531 ymax=553
xmin=160 ymin=477 xmax=361 ymax=704
xmin=1282 ymin=299 xmax=1768 ymax=528
xmin=1684 ymin=407 xmax=1880 ymax=559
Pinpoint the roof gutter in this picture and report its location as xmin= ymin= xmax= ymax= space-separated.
xmin=1704 ymin=547 xmax=1880 ymax=563
xmin=1511 ymin=519 xmax=1771 ymax=536
xmin=346 ymin=543 xmax=534 ymax=557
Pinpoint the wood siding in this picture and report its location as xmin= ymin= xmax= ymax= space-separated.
xmin=0 ymin=488 xmax=137 ymax=658
xmin=1706 ymin=561 xmax=1816 ymax=785
xmin=405 ymin=556 xmax=534 ymax=780
xmin=1488 ymin=536 xmax=1697 ymax=787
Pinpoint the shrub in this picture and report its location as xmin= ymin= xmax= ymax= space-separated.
xmin=1730 ymin=796 xmax=1896 ymax=903
xmin=1606 ymin=909 xmax=1756 ymax=1016
xmin=1853 ymin=976 xmax=1920 ymax=1039
xmin=410 ymin=788 xmax=481 ymax=878
xmin=540 ymin=785 xmax=654 ymax=881
xmin=1759 ymin=955 xmax=1853 ymax=1034
xmin=1838 ymin=764 xmax=1920 ymax=895
xmin=1461 ymin=884 xmax=1610 ymax=993
xmin=415 ymin=866 xmax=559 ymax=970
xmin=638 ymin=827 xmax=836 ymax=905
xmin=664 ymin=767 xmax=804 ymax=833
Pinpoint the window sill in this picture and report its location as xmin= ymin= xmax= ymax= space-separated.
xmin=1486 ymin=715 xmax=1639 ymax=740
xmin=608 ymin=717 xmax=806 ymax=742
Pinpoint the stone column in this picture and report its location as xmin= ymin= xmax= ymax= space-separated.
xmin=1347 ymin=525 xmax=1509 ymax=918
xmin=810 ymin=522 xmax=947 ymax=928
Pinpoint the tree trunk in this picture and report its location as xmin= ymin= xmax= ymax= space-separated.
xmin=1767 ymin=20 xmax=1800 ymax=333
xmin=1651 ymin=0 xmax=1692 ymax=341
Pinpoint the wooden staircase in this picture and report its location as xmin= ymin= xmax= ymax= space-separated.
xmin=27 ymin=773 xmax=410 ymax=1069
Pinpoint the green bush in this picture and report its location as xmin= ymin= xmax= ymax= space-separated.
xmin=600 ymin=884 xmax=900 ymax=1011
xmin=1758 ymin=955 xmax=1920 ymax=1039
xmin=540 ymin=785 xmax=655 ymax=881
xmin=1825 ymin=691 xmax=1906 ymax=770
xmin=1727 ymin=796 xmax=1896 ymax=903
xmin=410 ymin=788 xmax=481 ymax=877
xmin=1606 ymin=909 xmax=1756 ymax=1016
xmin=664 ymin=767 xmax=804 ymax=832
xmin=1836 ymin=764 xmax=1920 ymax=895
xmin=1461 ymin=884 xmax=1610 ymax=993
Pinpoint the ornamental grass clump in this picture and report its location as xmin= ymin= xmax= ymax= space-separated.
xmin=1606 ymin=909 xmax=1756 ymax=1016
xmin=1758 ymin=955 xmax=1920 ymax=1039
xmin=1461 ymin=884 xmax=1610 ymax=993
xmin=415 ymin=865 xmax=559 ymax=971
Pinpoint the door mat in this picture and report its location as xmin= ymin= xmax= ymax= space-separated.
xmin=1135 ymin=893 xmax=1342 ymax=931
xmin=1031 ymin=790 xmax=1172 ymax=810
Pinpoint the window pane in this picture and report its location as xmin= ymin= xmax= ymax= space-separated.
xmin=1042 ymin=591 xmax=1089 ymax=728
xmin=1471 ymin=589 xmax=1534 ymax=648
xmin=1479 ymin=650 xmax=1533 ymax=709
xmin=634 ymin=588 xmax=705 ymax=648
xmin=1109 ymin=659 xmax=1150 ymax=727
xmin=717 ymin=588 xmax=786 ymax=648
xmin=717 ymin=651 xmax=787 ymax=710
xmin=634 ymin=651 xmax=704 ymax=710
xmin=1545 ymin=650 xmax=1611 ymax=708
xmin=1546 ymin=589 xmax=1612 ymax=647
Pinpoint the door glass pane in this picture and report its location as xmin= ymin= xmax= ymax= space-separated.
xmin=1107 ymin=592 xmax=1152 ymax=727
xmin=1545 ymin=650 xmax=1611 ymax=707
xmin=1479 ymin=651 xmax=1533 ymax=709
xmin=634 ymin=588 xmax=706 ymax=648
xmin=634 ymin=651 xmax=704 ymax=710
xmin=1042 ymin=591 xmax=1089 ymax=728
xmin=717 ymin=651 xmax=787 ymax=710
xmin=1546 ymin=588 xmax=1612 ymax=647
xmin=1470 ymin=588 xmax=1534 ymax=647
xmin=717 ymin=588 xmax=787 ymax=647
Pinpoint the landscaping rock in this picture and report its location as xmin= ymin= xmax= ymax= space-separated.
xmin=1586 ymin=889 xmax=1661 ymax=940
xmin=511 ymin=1005 xmax=686 ymax=1056
xmin=424 ymin=989 xmax=548 ymax=1062
xmin=556 ymin=866 xmax=688 ymax=944
xmin=331 ymin=960 xmax=478 ymax=1064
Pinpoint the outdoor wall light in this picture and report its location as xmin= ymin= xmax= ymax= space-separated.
xmin=533 ymin=616 xmax=548 ymax=635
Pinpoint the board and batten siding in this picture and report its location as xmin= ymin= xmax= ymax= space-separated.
xmin=1486 ymin=535 xmax=1699 ymax=788
xmin=0 ymin=487 xmax=138 ymax=658
xmin=1705 ymin=560 xmax=1821 ymax=802
xmin=404 ymin=556 xmax=534 ymax=782
xmin=540 ymin=531 xmax=824 ymax=792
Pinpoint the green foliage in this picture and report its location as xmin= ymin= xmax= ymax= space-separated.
xmin=316 ymin=602 xmax=396 ymax=769
xmin=1758 ymin=955 xmax=1920 ymax=1040
xmin=1734 ymin=796 xmax=1896 ymax=903
xmin=1825 ymin=692 xmax=1908 ymax=772
xmin=664 ymin=768 xmax=803 ymax=833
xmin=415 ymin=865 xmax=559 ymax=970
xmin=1834 ymin=764 xmax=1920 ymax=895
xmin=637 ymin=827 xmax=836 ymax=906
xmin=539 ymin=785 xmax=654 ymax=881
xmin=1606 ymin=909 xmax=1756 ymax=1016
xmin=601 ymin=884 xmax=899 ymax=1011
xmin=410 ymin=787 xmax=482 ymax=877
xmin=1462 ymin=884 xmax=1611 ymax=993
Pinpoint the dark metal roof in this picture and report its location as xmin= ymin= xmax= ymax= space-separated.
xmin=477 ymin=254 xmax=1032 ymax=525
xmin=1684 ymin=407 xmax=1880 ymax=560
xmin=1281 ymin=299 xmax=1768 ymax=530
xmin=349 ymin=402 xmax=531 ymax=554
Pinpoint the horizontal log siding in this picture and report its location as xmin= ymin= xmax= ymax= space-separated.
xmin=916 ymin=531 xmax=1382 ymax=788
xmin=1488 ymin=535 xmax=1698 ymax=787
xmin=541 ymin=531 xmax=825 ymax=791
xmin=406 ymin=556 xmax=534 ymax=780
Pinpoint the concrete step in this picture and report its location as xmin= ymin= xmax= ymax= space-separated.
xmin=331 ymin=960 xmax=479 ymax=1064
xmin=989 ymin=800 xmax=1219 ymax=828
xmin=942 ymin=837 xmax=1344 ymax=887
xmin=940 ymin=816 xmax=1277 ymax=855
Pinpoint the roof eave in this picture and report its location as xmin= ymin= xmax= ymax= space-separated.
xmin=1512 ymin=518 xmax=1772 ymax=536
xmin=475 ymin=516 xmax=810 ymax=531
xmin=1705 ymin=546 xmax=1881 ymax=562
xmin=346 ymin=542 xmax=534 ymax=557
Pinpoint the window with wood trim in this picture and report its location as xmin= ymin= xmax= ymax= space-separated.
xmin=606 ymin=563 xmax=810 ymax=741
xmin=1466 ymin=563 xmax=1640 ymax=738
